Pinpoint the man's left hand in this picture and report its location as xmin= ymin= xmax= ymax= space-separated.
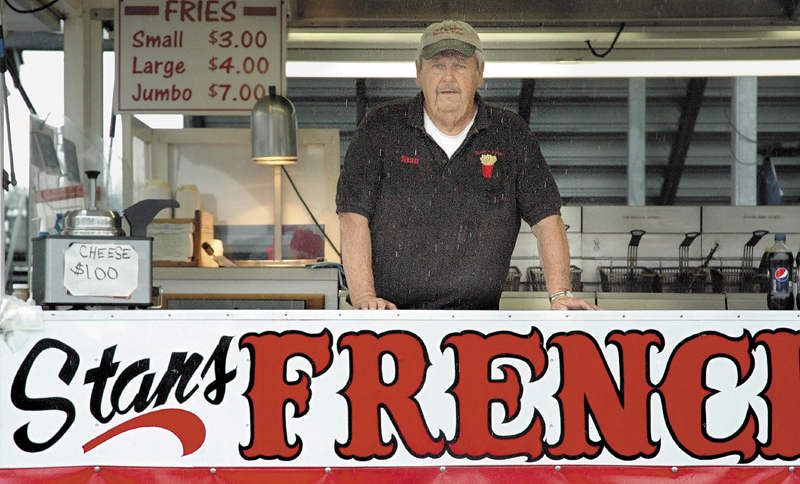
xmin=550 ymin=296 xmax=601 ymax=311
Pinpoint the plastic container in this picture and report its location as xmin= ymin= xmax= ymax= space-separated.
xmin=175 ymin=185 xmax=202 ymax=219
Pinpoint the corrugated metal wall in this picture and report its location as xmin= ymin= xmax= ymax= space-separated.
xmin=192 ymin=76 xmax=800 ymax=206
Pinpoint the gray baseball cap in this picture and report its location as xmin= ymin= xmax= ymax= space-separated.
xmin=418 ymin=20 xmax=483 ymax=60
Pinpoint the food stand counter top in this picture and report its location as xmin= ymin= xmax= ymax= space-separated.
xmin=153 ymin=266 xmax=340 ymax=310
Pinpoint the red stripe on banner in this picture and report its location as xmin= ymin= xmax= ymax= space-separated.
xmin=124 ymin=5 xmax=159 ymax=15
xmin=82 ymin=409 xmax=206 ymax=456
xmin=243 ymin=6 xmax=277 ymax=16
xmin=0 ymin=466 xmax=798 ymax=484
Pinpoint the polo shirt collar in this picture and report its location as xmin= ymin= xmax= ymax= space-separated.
xmin=408 ymin=91 xmax=489 ymax=133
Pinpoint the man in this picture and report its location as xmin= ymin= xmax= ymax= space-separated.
xmin=336 ymin=20 xmax=599 ymax=311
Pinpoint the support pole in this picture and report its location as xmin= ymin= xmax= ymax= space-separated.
xmin=628 ymin=78 xmax=646 ymax=206
xmin=274 ymin=165 xmax=283 ymax=261
xmin=356 ymin=78 xmax=367 ymax=127
xmin=63 ymin=6 xmax=106 ymax=202
xmin=518 ymin=79 xmax=536 ymax=124
xmin=731 ymin=76 xmax=758 ymax=206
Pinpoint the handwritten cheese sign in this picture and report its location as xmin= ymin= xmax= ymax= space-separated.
xmin=63 ymin=243 xmax=139 ymax=297
xmin=115 ymin=0 xmax=285 ymax=114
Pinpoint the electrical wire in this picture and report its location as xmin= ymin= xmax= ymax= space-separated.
xmin=5 ymin=52 xmax=37 ymax=115
xmin=0 ymin=8 xmax=13 ymax=190
xmin=281 ymin=165 xmax=342 ymax=261
xmin=586 ymin=23 xmax=625 ymax=59
xmin=4 ymin=0 xmax=64 ymax=14
xmin=3 ymin=74 xmax=15 ymax=187
xmin=107 ymin=113 xmax=116 ymax=172
xmin=721 ymin=107 xmax=759 ymax=145
xmin=718 ymin=107 xmax=761 ymax=166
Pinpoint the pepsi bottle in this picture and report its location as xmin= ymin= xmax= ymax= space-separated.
xmin=796 ymin=249 xmax=800 ymax=311
xmin=767 ymin=233 xmax=794 ymax=310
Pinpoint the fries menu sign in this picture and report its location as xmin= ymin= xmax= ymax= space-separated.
xmin=115 ymin=0 xmax=285 ymax=114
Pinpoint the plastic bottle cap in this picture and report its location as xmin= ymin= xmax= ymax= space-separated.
xmin=775 ymin=233 xmax=786 ymax=241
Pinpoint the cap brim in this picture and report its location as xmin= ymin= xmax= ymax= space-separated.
xmin=421 ymin=39 xmax=477 ymax=60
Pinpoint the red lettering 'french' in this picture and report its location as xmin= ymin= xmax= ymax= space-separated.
xmin=658 ymin=331 xmax=758 ymax=462
xmin=336 ymin=331 xmax=444 ymax=459
xmin=239 ymin=330 xmax=333 ymax=460
xmin=443 ymin=329 xmax=546 ymax=460
xmin=547 ymin=330 xmax=662 ymax=459
xmin=756 ymin=329 xmax=800 ymax=459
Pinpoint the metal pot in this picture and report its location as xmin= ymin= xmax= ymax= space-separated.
xmin=61 ymin=170 xmax=123 ymax=236
xmin=61 ymin=208 xmax=123 ymax=236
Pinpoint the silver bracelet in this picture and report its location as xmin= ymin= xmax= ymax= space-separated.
xmin=549 ymin=290 xmax=574 ymax=302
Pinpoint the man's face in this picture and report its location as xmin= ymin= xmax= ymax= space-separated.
xmin=416 ymin=51 xmax=484 ymax=122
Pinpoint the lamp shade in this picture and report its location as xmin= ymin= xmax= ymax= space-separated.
xmin=251 ymin=86 xmax=298 ymax=164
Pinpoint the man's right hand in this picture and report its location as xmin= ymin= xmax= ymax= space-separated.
xmin=351 ymin=295 xmax=398 ymax=310
xmin=340 ymin=212 xmax=399 ymax=310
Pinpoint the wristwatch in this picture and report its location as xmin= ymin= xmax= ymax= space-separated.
xmin=549 ymin=290 xmax=574 ymax=302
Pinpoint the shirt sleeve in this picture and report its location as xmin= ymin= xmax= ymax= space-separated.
xmin=517 ymin=128 xmax=562 ymax=227
xmin=335 ymin=113 xmax=385 ymax=220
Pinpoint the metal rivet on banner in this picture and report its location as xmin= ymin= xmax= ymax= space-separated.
xmin=790 ymin=467 xmax=795 ymax=472
xmin=210 ymin=468 xmax=217 ymax=475
xmin=94 ymin=467 xmax=100 ymax=473
xmin=555 ymin=466 xmax=562 ymax=472
xmin=440 ymin=466 xmax=446 ymax=473
xmin=672 ymin=467 xmax=678 ymax=473
xmin=325 ymin=468 xmax=331 ymax=474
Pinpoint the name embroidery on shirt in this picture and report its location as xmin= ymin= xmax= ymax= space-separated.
xmin=401 ymin=155 xmax=420 ymax=164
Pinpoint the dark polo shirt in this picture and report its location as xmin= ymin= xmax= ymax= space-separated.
xmin=337 ymin=92 xmax=561 ymax=309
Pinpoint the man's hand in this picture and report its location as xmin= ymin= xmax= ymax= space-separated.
xmin=351 ymin=295 xmax=398 ymax=310
xmin=550 ymin=296 xmax=601 ymax=311
xmin=340 ymin=212 xmax=398 ymax=310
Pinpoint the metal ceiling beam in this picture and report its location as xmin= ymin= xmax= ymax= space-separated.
xmin=356 ymin=78 xmax=367 ymax=126
xmin=287 ymin=0 xmax=796 ymax=28
xmin=518 ymin=79 xmax=535 ymax=123
xmin=658 ymin=77 xmax=708 ymax=206
xmin=5 ymin=32 xmax=114 ymax=51
xmin=779 ymin=0 xmax=800 ymax=20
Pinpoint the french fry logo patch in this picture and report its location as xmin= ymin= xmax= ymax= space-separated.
xmin=480 ymin=154 xmax=497 ymax=178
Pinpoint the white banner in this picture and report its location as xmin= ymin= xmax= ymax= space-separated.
xmin=1 ymin=310 xmax=799 ymax=468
